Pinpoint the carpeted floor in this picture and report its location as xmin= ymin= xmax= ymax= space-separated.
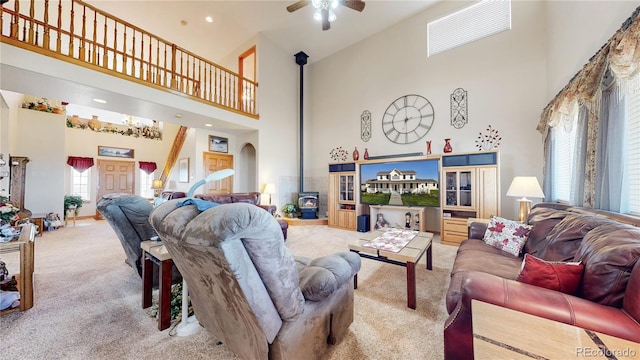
xmin=0 ymin=219 xmax=457 ymax=359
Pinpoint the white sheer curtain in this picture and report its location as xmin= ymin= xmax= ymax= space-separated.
xmin=595 ymin=76 xmax=629 ymax=212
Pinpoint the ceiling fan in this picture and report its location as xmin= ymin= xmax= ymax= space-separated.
xmin=287 ymin=0 xmax=366 ymax=31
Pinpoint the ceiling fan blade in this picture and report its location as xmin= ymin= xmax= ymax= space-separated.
xmin=322 ymin=8 xmax=330 ymax=31
xmin=341 ymin=0 xmax=365 ymax=12
xmin=286 ymin=0 xmax=310 ymax=13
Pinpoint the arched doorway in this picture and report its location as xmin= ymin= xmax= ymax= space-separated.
xmin=237 ymin=143 xmax=257 ymax=192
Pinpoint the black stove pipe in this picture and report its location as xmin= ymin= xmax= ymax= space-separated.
xmin=294 ymin=51 xmax=309 ymax=193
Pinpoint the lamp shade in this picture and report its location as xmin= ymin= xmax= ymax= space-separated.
xmin=506 ymin=176 xmax=545 ymax=199
xmin=151 ymin=179 xmax=164 ymax=190
xmin=263 ymin=183 xmax=276 ymax=194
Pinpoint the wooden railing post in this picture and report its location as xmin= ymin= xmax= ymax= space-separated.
xmin=43 ymin=0 xmax=50 ymax=50
xmin=10 ymin=0 xmax=19 ymax=39
xmin=170 ymin=44 xmax=177 ymax=89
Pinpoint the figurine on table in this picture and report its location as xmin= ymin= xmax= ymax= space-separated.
xmin=374 ymin=213 xmax=388 ymax=230
xmin=413 ymin=213 xmax=420 ymax=231
xmin=405 ymin=212 xmax=412 ymax=229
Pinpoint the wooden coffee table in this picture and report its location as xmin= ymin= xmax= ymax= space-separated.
xmin=348 ymin=229 xmax=433 ymax=309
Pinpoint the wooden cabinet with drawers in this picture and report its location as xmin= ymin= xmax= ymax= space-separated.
xmin=440 ymin=151 xmax=500 ymax=246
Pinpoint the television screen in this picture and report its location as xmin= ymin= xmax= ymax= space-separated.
xmin=360 ymin=158 xmax=439 ymax=207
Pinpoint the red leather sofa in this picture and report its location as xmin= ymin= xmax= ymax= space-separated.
xmin=444 ymin=203 xmax=640 ymax=359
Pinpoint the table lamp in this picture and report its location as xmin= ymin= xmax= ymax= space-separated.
xmin=506 ymin=176 xmax=545 ymax=222
xmin=263 ymin=183 xmax=276 ymax=205
xmin=176 ymin=168 xmax=235 ymax=337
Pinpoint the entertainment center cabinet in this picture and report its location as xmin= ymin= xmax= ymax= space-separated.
xmin=328 ymin=162 xmax=357 ymax=230
xmin=440 ymin=151 xmax=500 ymax=246
xmin=327 ymin=151 xmax=499 ymax=241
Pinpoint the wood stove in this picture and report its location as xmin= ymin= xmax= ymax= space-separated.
xmin=298 ymin=192 xmax=319 ymax=219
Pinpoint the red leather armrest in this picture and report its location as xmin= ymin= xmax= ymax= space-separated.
xmin=258 ymin=204 xmax=276 ymax=215
xmin=468 ymin=222 xmax=487 ymax=239
xmin=444 ymin=272 xmax=640 ymax=359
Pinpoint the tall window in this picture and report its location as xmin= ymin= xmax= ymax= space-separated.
xmin=140 ymin=170 xmax=154 ymax=198
xmin=550 ymin=113 xmax=578 ymax=203
xmin=70 ymin=168 xmax=90 ymax=201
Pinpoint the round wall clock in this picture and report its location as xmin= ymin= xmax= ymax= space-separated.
xmin=382 ymin=94 xmax=434 ymax=144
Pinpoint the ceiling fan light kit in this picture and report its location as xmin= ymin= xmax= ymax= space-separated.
xmin=287 ymin=0 xmax=365 ymax=31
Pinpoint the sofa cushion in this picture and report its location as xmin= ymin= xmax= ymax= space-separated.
xmin=536 ymin=214 xmax=614 ymax=262
xmin=482 ymin=216 xmax=532 ymax=256
xmin=574 ymin=224 xmax=640 ymax=308
xmin=517 ymin=253 xmax=584 ymax=294
xmin=524 ymin=207 xmax=570 ymax=256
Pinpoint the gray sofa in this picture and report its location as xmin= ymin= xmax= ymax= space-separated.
xmin=150 ymin=201 xmax=361 ymax=360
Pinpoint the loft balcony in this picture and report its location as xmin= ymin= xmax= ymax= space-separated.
xmin=0 ymin=0 xmax=258 ymax=119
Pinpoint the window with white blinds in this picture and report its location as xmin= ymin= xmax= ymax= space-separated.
xmin=626 ymin=85 xmax=640 ymax=214
xmin=70 ymin=168 xmax=90 ymax=201
xmin=551 ymin=115 xmax=577 ymax=203
xmin=139 ymin=170 xmax=154 ymax=199
xmin=427 ymin=0 xmax=511 ymax=57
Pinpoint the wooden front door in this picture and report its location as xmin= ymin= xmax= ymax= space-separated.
xmin=95 ymin=159 xmax=135 ymax=219
xmin=202 ymin=152 xmax=233 ymax=194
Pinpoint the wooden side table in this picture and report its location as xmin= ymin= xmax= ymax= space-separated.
xmin=141 ymin=240 xmax=173 ymax=331
xmin=0 ymin=224 xmax=36 ymax=315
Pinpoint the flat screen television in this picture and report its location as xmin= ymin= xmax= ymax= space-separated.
xmin=359 ymin=158 xmax=439 ymax=207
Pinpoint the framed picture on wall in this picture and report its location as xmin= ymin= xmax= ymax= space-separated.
xmin=97 ymin=145 xmax=134 ymax=158
xmin=178 ymin=158 xmax=189 ymax=183
xmin=209 ymin=135 xmax=228 ymax=153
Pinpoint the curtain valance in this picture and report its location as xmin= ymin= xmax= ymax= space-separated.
xmin=66 ymin=156 xmax=94 ymax=172
xmin=538 ymin=6 xmax=640 ymax=135
xmin=139 ymin=161 xmax=157 ymax=174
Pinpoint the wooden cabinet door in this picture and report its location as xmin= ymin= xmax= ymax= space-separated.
xmin=203 ymin=152 xmax=234 ymax=194
xmin=476 ymin=166 xmax=499 ymax=218
xmin=328 ymin=173 xmax=338 ymax=226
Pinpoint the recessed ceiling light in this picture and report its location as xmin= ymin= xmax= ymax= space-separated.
xmin=205 ymin=123 xmax=212 ymax=127
xmin=175 ymin=113 xmax=183 ymax=118
xmin=205 ymin=16 xmax=213 ymax=23
xmin=93 ymin=98 xmax=107 ymax=104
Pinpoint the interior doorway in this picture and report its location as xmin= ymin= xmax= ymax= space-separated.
xmin=237 ymin=143 xmax=257 ymax=192
xmin=95 ymin=159 xmax=135 ymax=219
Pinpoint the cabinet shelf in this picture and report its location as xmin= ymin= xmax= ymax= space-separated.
xmin=0 ymin=224 xmax=36 ymax=315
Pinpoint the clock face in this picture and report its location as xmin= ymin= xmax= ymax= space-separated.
xmin=382 ymin=94 xmax=434 ymax=144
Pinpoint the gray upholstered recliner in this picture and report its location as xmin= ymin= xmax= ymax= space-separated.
xmin=150 ymin=201 xmax=361 ymax=360
xmin=97 ymin=193 xmax=181 ymax=283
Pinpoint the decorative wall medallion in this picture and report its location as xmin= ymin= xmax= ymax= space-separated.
xmin=361 ymin=110 xmax=372 ymax=142
xmin=475 ymin=125 xmax=502 ymax=151
xmin=329 ymin=146 xmax=349 ymax=162
xmin=450 ymin=88 xmax=468 ymax=129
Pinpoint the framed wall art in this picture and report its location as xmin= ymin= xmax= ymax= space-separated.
xmin=97 ymin=145 xmax=134 ymax=158
xmin=178 ymin=158 xmax=189 ymax=183
xmin=209 ymin=135 xmax=228 ymax=153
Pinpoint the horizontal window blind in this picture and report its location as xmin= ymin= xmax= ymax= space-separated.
xmin=551 ymin=115 xmax=577 ymax=203
xmin=627 ymin=85 xmax=640 ymax=213
xmin=427 ymin=0 xmax=511 ymax=57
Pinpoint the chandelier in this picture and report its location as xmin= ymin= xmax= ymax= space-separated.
xmin=312 ymin=0 xmax=338 ymax=23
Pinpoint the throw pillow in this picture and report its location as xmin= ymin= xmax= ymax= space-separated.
xmin=482 ymin=216 xmax=533 ymax=256
xmin=517 ymin=253 xmax=584 ymax=294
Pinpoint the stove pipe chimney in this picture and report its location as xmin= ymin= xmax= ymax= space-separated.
xmin=294 ymin=51 xmax=309 ymax=193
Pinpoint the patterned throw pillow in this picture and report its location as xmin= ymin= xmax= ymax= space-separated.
xmin=482 ymin=216 xmax=533 ymax=256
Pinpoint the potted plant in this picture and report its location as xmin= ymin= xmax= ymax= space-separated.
xmin=282 ymin=203 xmax=298 ymax=218
xmin=64 ymin=195 xmax=84 ymax=220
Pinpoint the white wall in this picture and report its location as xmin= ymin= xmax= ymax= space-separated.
xmin=545 ymin=1 xmax=640 ymax=99
xmin=307 ymin=0 xmax=548 ymax=221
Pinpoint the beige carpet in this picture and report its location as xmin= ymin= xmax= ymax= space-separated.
xmin=0 ymin=219 xmax=457 ymax=360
